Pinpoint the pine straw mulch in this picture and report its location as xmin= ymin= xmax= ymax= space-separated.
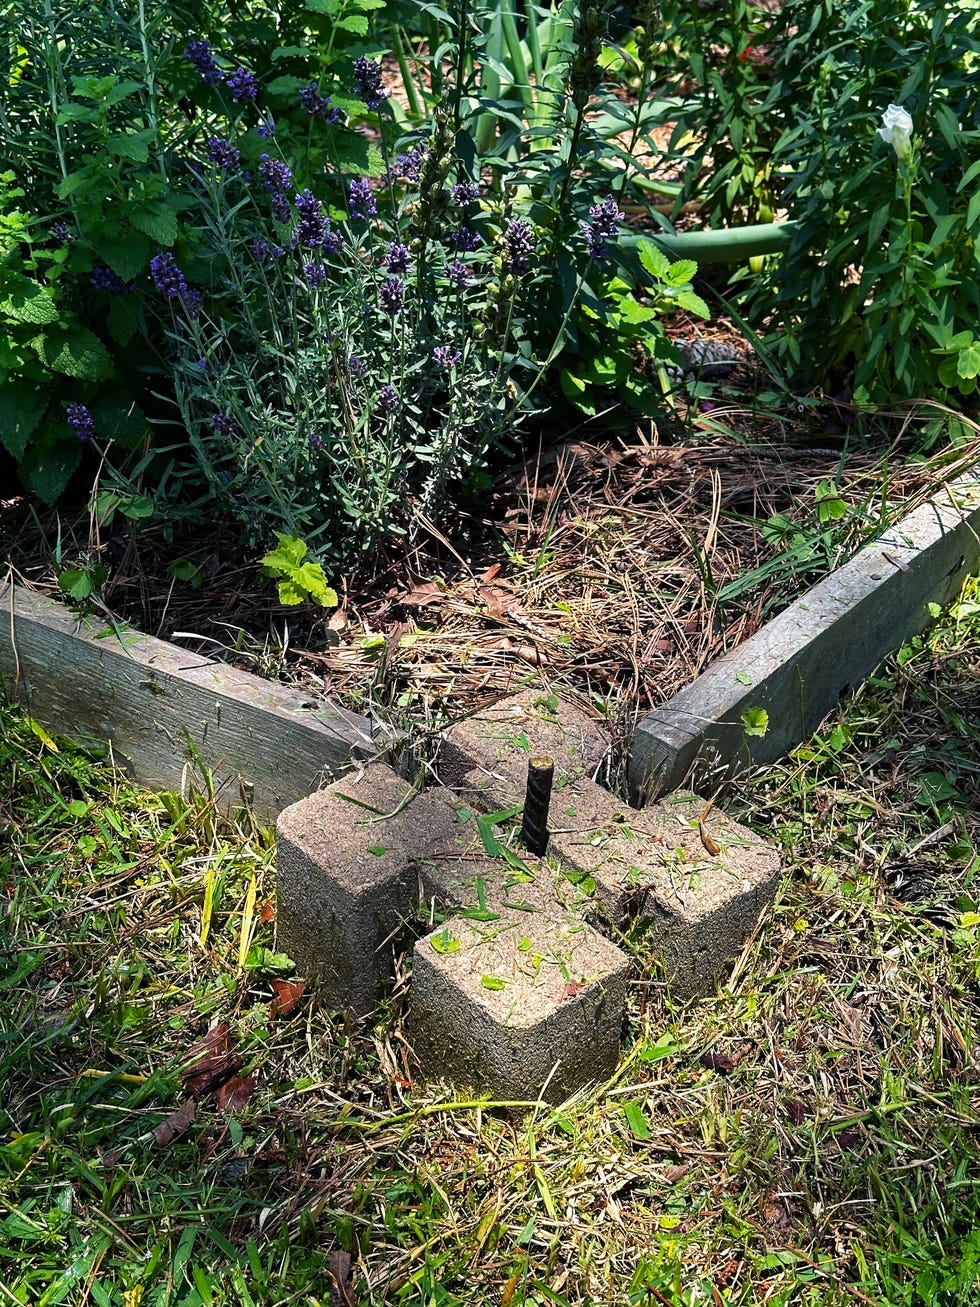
xmin=3 ymin=416 xmax=979 ymax=737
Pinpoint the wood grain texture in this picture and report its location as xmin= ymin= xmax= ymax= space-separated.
xmin=0 ymin=581 xmax=393 ymax=817
xmin=629 ymin=473 xmax=980 ymax=802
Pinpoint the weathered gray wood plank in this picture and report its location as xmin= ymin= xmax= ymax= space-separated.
xmin=0 ymin=582 xmax=393 ymax=818
xmin=629 ymin=473 xmax=980 ymax=802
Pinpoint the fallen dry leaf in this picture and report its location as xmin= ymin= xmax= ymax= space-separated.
xmin=269 ymin=977 xmax=306 ymax=1018
xmin=215 ymin=1075 xmax=256 ymax=1114
xmin=562 ymin=981 xmax=584 ymax=1000
xmin=698 ymin=798 xmax=721 ymax=857
xmin=258 ymin=898 xmax=275 ymax=924
xmin=663 ymin=1163 xmax=690 ymax=1184
xmin=699 ymin=1050 xmax=736 ymax=1074
xmin=154 ymin=1097 xmax=196 ymax=1148
xmin=181 ymin=1022 xmax=242 ymax=1097
xmin=328 ymin=1250 xmax=356 ymax=1307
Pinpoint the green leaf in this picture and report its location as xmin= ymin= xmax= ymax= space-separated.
xmin=131 ymin=206 xmax=178 ymax=247
xmin=0 ymin=276 xmax=60 ymax=325
xmin=665 ymin=258 xmax=698 ymax=285
xmin=741 ymin=707 xmax=769 ymax=738
xmin=0 ymin=387 xmax=47 ymax=461
xmin=622 ymin=1101 xmax=651 ymax=1139
xmin=261 ymin=533 xmax=308 ymax=571
xmin=18 ymin=426 xmax=82 ymax=505
xmin=915 ymin=772 xmax=959 ymax=806
xmin=335 ymin=13 xmax=369 ymax=32
xmin=243 ymin=945 xmax=295 ymax=974
xmin=58 ymin=564 xmax=107 ymax=600
xmin=735 ymin=669 xmax=752 ymax=686
xmin=267 ymin=75 xmax=307 ymax=97
xmin=107 ymin=296 xmax=139 ymax=345
xmin=37 ymin=328 xmax=114 ymax=380
xmin=957 ymin=341 xmax=980 ymax=380
xmin=107 ymin=130 xmax=155 ymax=162
xmin=431 ymin=930 xmax=460 ymax=955
xmin=672 ymin=289 xmax=710 ymax=319
xmin=636 ymin=238 xmax=670 ymax=281
xmin=57 ymin=169 xmax=97 ymax=200
xmin=481 ymin=975 xmax=506 ymax=991
xmin=814 ymin=480 xmax=847 ymax=523
xmin=94 ymin=231 xmax=151 ymax=282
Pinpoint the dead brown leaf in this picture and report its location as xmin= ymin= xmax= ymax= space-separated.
xmin=269 ymin=977 xmax=306 ymax=1018
xmin=181 ymin=1022 xmax=242 ymax=1097
xmin=399 ymin=581 xmax=444 ymax=607
xmin=699 ymin=799 xmax=721 ymax=857
xmin=328 ymin=1250 xmax=356 ymax=1307
xmin=154 ymin=1097 xmax=196 ymax=1148
xmin=663 ymin=1163 xmax=690 ymax=1183
xmin=258 ymin=898 xmax=275 ymax=924
xmin=215 ymin=1075 xmax=256 ymax=1114
xmin=699 ymin=1050 xmax=736 ymax=1074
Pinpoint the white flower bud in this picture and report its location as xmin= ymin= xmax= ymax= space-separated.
xmin=878 ymin=103 xmax=914 ymax=161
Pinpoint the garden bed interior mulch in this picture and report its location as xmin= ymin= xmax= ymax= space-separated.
xmin=5 ymin=415 xmax=976 ymax=745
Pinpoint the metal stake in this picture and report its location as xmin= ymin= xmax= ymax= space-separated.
xmin=521 ymin=754 xmax=554 ymax=856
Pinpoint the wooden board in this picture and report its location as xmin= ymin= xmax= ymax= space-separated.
xmin=0 ymin=581 xmax=393 ymax=819
xmin=629 ymin=473 xmax=980 ymax=802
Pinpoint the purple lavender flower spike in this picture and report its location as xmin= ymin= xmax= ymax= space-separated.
xmin=51 ymin=221 xmax=75 ymax=244
xmin=452 ymin=181 xmax=480 ymax=206
xmin=448 ymin=226 xmax=481 ymax=253
xmin=184 ymin=39 xmax=222 ymax=86
xmin=293 ymin=189 xmax=330 ymax=249
xmin=211 ymin=413 xmax=237 ymax=437
xmin=384 ymin=242 xmax=410 ymax=274
xmin=182 ymin=288 xmax=204 ymax=320
xmin=303 ymin=262 xmax=327 ymax=288
xmin=352 ymin=57 xmax=391 ymax=111
xmin=389 ymin=143 xmax=426 ymax=183
xmin=66 ymin=403 xmax=94 ymax=442
xmin=150 ymin=251 xmax=188 ymax=299
xmin=432 ymin=345 xmax=462 ymax=369
xmin=224 ymin=67 xmax=258 ymax=104
xmin=257 ymin=113 xmax=275 ymax=138
xmin=299 ymin=83 xmax=340 ymax=123
xmin=378 ymin=276 xmax=405 ymax=316
xmin=580 ymin=195 xmax=624 ymax=260
xmin=348 ymin=177 xmax=377 ymax=221
xmin=250 ymin=238 xmax=271 ymax=261
xmin=447 ymin=261 xmax=471 ymax=289
xmin=377 ymin=384 xmax=399 ymax=414
xmin=90 ymin=265 xmax=129 ymax=296
xmin=308 ymin=432 xmax=325 ymax=451
xmin=348 ymin=354 xmax=366 ymax=377
xmin=505 ymin=218 xmax=534 ymax=276
xmin=206 ymin=136 xmax=240 ymax=171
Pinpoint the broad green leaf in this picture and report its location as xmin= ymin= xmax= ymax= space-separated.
xmin=107 ymin=130 xmax=155 ymax=162
xmin=58 ymin=564 xmax=107 ymax=600
xmin=0 ymin=276 xmax=59 ymax=325
xmin=672 ymin=289 xmax=710 ymax=319
xmin=262 ymin=533 xmax=308 ymax=571
xmin=131 ymin=206 xmax=178 ymax=247
xmin=431 ymin=930 xmax=460 ymax=954
xmin=741 ymin=707 xmax=769 ymax=738
xmin=0 ymin=387 xmax=46 ymax=461
xmin=665 ymin=258 xmax=698 ymax=285
xmin=37 ymin=328 xmax=114 ymax=380
xmin=94 ymin=230 xmax=151 ymax=282
xmin=335 ymin=13 xmax=368 ymax=33
xmin=18 ymin=427 xmax=82 ymax=504
xmin=481 ymin=975 xmax=506 ymax=991
xmin=622 ymin=1100 xmax=651 ymax=1139
xmin=957 ymin=341 xmax=980 ymax=380
xmin=636 ymin=238 xmax=670 ymax=281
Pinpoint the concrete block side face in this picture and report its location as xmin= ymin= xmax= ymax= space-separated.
xmin=550 ymin=791 xmax=781 ymax=995
xmin=437 ymin=691 xmax=610 ymax=806
xmin=275 ymin=833 xmax=415 ymax=1015
xmin=411 ymin=917 xmax=629 ymax=1102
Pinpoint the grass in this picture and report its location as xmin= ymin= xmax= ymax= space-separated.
xmin=1 ymin=576 xmax=979 ymax=1306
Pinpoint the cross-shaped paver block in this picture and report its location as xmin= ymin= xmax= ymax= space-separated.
xmin=437 ymin=689 xmax=610 ymax=810
xmin=276 ymin=763 xmax=474 ymax=1014
xmin=411 ymin=911 xmax=630 ymax=1104
xmin=548 ymin=779 xmax=781 ymax=998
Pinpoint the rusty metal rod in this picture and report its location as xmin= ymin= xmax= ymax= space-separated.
xmin=521 ymin=754 xmax=554 ymax=856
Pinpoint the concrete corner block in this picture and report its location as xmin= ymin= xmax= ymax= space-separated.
xmin=437 ymin=690 xmax=610 ymax=811
xmin=410 ymin=913 xmax=629 ymax=1103
xmin=551 ymin=786 xmax=780 ymax=998
xmin=276 ymin=763 xmax=470 ymax=1014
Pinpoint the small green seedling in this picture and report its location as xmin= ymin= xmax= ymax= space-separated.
xmin=260 ymin=533 xmax=337 ymax=607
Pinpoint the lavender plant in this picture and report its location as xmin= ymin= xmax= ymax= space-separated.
xmin=149 ymin=54 xmax=628 ymax=568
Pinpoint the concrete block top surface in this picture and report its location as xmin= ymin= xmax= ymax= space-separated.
xmin=550 ymin=785 xmax=779 ymax=924
xmin=417 ymin=913 xmax=629 ymax=1029
xmin=438 ymin=689 xmax=611 ymax=806
xmin=277 ymin=762 xmax=471 ymax=893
